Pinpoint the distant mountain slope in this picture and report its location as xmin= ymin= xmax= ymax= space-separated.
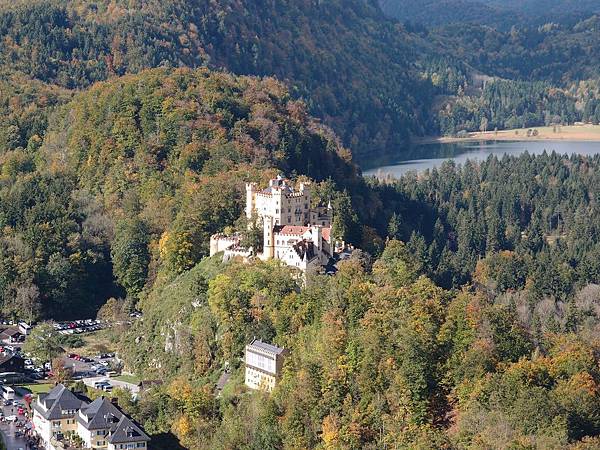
xmin=378 ymin=0 xmax=508 ymax=27
xmin=379 ymin=0 xmax=600 ymax=28
xmin=430 ymin=17 xmax=600 ymax=83
xmin=0 ymin=0 xmax=434 ymax=162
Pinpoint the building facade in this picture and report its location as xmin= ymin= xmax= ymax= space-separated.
xmin=32 ymin=384 xmax=150 ymax=450
xmin=211 ymin=176 xmax=334 ymax=272
xmin=245 ymin=339 xmax=288 ymax=392
xmin=77 ymin=397 xmax=150 ymax=449
xmin=32 ymin=384 xmax=86 ymax=449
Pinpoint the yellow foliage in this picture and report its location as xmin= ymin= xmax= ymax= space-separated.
xmin=167 ymin=377 xmax=194 ymax=403
xmin=172 ymin=414 xmax=192 ymax=438
xmin=322 ymin=414 xmax=340 ymax=449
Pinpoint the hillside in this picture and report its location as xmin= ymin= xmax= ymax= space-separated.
xmin=0 ymin=0 xmax=433 ymax=162
xmin=430 ymin=18 xmax=600 ymax=84
xmin=379 ymin=0 xmax=600 ymax=28
xmin=0 ymin=67 xmax=376 ymax=320
xmin=121 ymin=153 xmax=600 ymax=449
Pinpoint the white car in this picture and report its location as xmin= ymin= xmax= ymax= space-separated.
xmin=5 ymin=415 xmax=17 ymax=421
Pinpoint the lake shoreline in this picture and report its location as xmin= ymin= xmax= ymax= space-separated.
xmin=364 ymin=138 xmax=600 ymax=178
xmin=416 ymin=124 xmax=600 ymax=145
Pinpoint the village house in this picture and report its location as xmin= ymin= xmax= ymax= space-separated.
xmin=77 ymin=396 xmax=150 ymax=449
xmin=0 ymin=353 xmax=24 ymax=373
xmin=32 ymin=383 xmax=87 ymax=449
xmin=244 ymin=339 xmax=288 ymax=392
xmin=0 ymin=326 xmax=25 ymax=343
xmin=210 ymin=176 xmax=335 ymax=272
xmin=32 ymin=384 xmax=150 ymax=450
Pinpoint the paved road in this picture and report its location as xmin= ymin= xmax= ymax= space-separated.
xmin=83 ymin=376 xmax=139 ymax=397
xmin=63 ymin=355 xmax=118 ymax=378
xmin=0 ymin=403 xmax=28 ymax=450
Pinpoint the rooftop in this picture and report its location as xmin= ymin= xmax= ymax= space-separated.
xmin=293 ymin=240 xmax=317 ymax=261
xmin=274 ymin=225 xmax=310 ymax=236
xmin=33 ymin=384 xmax=87 ymax=420
xmin=248 ymin=339 xmax=286 ymax=356
xmin=78 ymin=396 xmax=150 ymax=443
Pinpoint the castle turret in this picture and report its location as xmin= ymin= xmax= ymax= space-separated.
xmin=262 ymin=216 xmax=275 ymax=260
xmin=246 ymin=182 xmax=258 ymax=220
xmin=272 ymin=188 xmax=284 ymax=225
xmin=312 ymin=226 xmax=322 ymax=252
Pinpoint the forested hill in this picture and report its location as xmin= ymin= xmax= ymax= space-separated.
xmin=0 ymin=0 xmax=433 ymax=162
xmin=0 ymin=67 xmax=379 ymax=319
xmin=379 ymin=0 xmax=600 ymax=28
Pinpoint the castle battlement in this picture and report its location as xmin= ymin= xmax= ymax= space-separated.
xmin=216 ymin=176 xmax=334 ymax=272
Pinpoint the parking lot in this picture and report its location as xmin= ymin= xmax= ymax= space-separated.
xmin=62 ymin=352 xmax=118 ymax=379
xmin=53 ymin=319 xmax=106 ymax=336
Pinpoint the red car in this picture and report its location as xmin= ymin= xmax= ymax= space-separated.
xmin=17 ymin=407 xmax=24 ymax=416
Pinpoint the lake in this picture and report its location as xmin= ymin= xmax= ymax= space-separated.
xmin=362 ymin=140 xmax=600 ymax=178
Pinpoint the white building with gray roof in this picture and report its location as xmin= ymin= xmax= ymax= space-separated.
xmin=245 ymin=339 xmax=289 ymax=392
xmin=77 ymin=396 xmax=150 ymax=449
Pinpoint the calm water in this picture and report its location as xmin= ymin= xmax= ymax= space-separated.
xmin=363 ymin=140 xmax=600 ymax=178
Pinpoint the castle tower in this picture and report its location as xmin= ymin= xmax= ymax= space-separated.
xmin=262 ymin=215 xmax=275 ymax=259
xmin=246 ymin=182 xmax=258 ymax=221
xmin=272 ymin=188 xmax=284 ymax=225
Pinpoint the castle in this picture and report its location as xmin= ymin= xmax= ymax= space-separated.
xmin=210 ymin=176 xmax=334 ymax=272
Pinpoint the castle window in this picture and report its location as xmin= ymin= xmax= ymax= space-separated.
xmin=275 ymin=209 xmax=278 ymax=213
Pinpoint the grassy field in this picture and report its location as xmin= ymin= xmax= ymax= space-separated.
xmin=114 ymin=374 xmax=141 ymax=385
xmin=63 ymin=329 xmax=118 ymax=356
xmin=15 ymin=383 xmax=53 ymax=395
xmin=426 ymin=124 xmax=600 ymax=144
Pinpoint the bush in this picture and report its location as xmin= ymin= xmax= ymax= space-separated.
xmin=57 ymin=334 xmax=84 ymax=348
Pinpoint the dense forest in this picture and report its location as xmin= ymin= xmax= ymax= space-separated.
xmin=0 ymin=0 xmax=433 ymax=161
xmin=0 ymin=67 xmax=375 ymax=319
xmin=379 ymin=0 xmax=600 ymax=28
xmin=3 ymin=0 xmax=600 ymax=153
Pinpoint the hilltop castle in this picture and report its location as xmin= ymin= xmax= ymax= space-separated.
xmin=210 ymin=176 xmax=334 ymax=272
